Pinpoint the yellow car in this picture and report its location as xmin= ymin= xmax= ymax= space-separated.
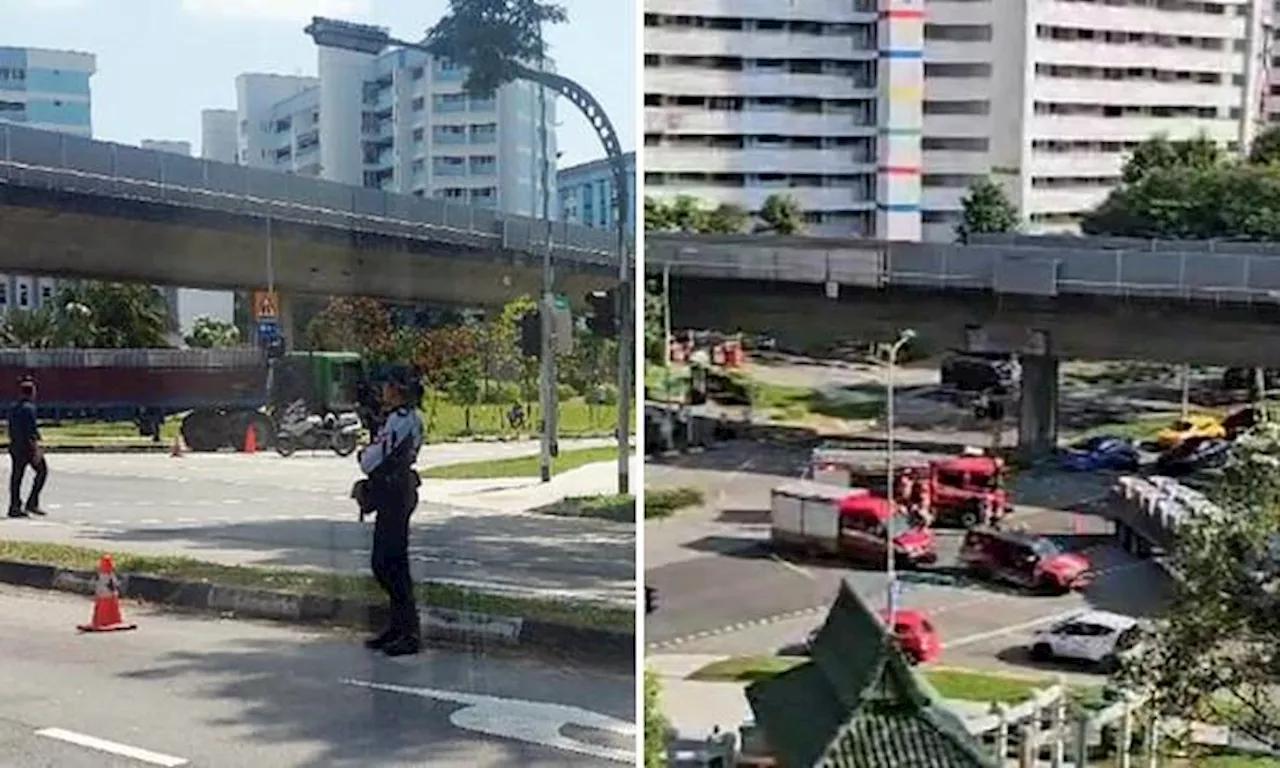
xmin=1155 ymin=415 xmax=1226 ymax=449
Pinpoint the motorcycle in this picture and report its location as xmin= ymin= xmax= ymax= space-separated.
xmin=275 ymin=400 xmax=362 ymax=457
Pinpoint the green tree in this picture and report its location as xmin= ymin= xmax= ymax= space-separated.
xmin=184 ymin=316 xmax=240 ymax=349
xmin=955 ymin=177 xmax=1019 ymax=241
xmin=0 ymin=306 xmax=59 ymax=348
xmin=645 ymin=195 xmax=747 ymax=234
xmin=54 ymin=281 xmax=170 ymax=348
xmin=1121 ymin=133 xmax=1223 ymax=184
xmin=755 ymin=193 xmax=804 ymax=235
xmin=1249 ymin=125 xmax=1280 ymax=166
xmin=1084 ymin=163 xmax=1280 ymax=239
xmin=644 ymin=279 xmax=666 ymax=365
xmin=1122 ymin=423 xmax=1280 ymax=747
xmin=304 ymin=297 xmax=395 ymax=357
xmin=424 ymin=0 xmax=567 ymax=97
xmin=645 ymin=669 xmax=671 ymax=768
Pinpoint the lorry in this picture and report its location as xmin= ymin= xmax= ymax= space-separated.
xmin=807 ymin=444 xmax=1012 ymax=528
xmin=769 ymin=480 xmax=938 ymax=567
xmin=0 ymin=347 xmax=372 ymax=452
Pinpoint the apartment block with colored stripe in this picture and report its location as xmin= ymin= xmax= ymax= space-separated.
xmin=643 ymin=0 xmax=1272 ymax=241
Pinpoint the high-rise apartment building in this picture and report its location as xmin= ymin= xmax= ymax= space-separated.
xmin=0 ymin=46 xmax=96 ymax=313
xmin=200 ymin=108 xmax=239 ymax=164
xmin=644 ymin=0 xmax=1272 ymax=241
xmin=228 ymin=44 xmax=558 ymax=216
xmin=557 ymin=152 xmax=637 ymax=233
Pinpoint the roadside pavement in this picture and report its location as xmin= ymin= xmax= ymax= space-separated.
xmin=0 ymin=583 xmax=634 ymax=767
xmin=0 ymin=451 xmax=635 ymax=605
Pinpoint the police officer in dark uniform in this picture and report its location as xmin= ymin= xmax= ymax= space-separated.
xmin=8 ymin=377 xmax=47 ymax=519
xmin=357 ymin=367 xmax=425 ymax=656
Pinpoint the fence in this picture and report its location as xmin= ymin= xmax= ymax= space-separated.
xmin=0 ymin=123 xmax=626 ymax=270
xmin=645 ymin=232 xmax=1280 ymax=305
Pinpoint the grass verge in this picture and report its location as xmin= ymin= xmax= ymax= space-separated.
xmin=645 ymin=487 xmax=705 ymax=519
xmin=687 ymin=656 xmax=1096 ymax=704
xmin=28 ymin=397 xmax=624 ymax=447
xmin=422 ymin=445 xmax=624 ymax=479
xmin=537 ymin=494 xmax=635 ymax=523
xmin=0 ymin=539 xmax=633 ymax=633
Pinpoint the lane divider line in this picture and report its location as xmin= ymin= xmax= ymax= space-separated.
xmin=35 ymin=727 xmax=188 ymax=767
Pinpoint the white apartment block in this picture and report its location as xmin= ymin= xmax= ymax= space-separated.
xmin=225 ymin=45 xmax=558 ymax=216
xmin=141 ymin=138 xmax=192 ymax=155
xmin=200 ymin=108 xmax=238 ymax=164
xmin=644 ymin=0 xmax=1273 ymax=241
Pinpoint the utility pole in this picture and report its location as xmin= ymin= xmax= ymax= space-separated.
xmin=537 ymin=24 xmax=556 ymax=483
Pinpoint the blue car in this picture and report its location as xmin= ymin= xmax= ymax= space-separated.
xmin=1061 ymin=436 xmax=1140 ymax=472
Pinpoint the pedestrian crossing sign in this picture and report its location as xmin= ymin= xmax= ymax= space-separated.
xmin=253 ymin=291 xmax=279 ymax=320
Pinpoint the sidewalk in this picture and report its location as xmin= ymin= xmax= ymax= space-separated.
xmin=424 ymin=455 xmax=640 ymax=512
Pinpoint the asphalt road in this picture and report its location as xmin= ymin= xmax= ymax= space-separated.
xmin=0 ymin=443 xmax=633 ymax=605
xmin=646 ymin=440 xmax=1172 ymax=680
xmin=0 ymin=584 xmax=634 ymax=767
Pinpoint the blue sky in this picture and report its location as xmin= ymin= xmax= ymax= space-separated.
xmin=1 ymin=0 xmax=635 ymax=167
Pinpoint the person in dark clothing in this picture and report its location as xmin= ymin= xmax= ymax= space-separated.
xmin=8 ymin=377 xmax=47 ymax=518
xmin=357 ymin=368 xmax=425 ymax=657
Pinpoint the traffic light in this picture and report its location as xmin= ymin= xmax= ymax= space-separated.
xmin=519 ymin=310 xmax=541 ymax=358
xmin=586 ymin=290 xmax=618 ymax=338
xmin=645 ymin=586 xmax=658 ymax=615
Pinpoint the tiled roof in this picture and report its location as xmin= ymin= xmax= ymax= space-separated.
xmin=745 ymin=580 xmax=996 ymax=768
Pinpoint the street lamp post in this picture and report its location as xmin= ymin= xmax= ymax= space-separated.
xmin=305 ymin=16 xmax=634 ymax=494
xmin=884 ymin=328 xmax=916 ymax=626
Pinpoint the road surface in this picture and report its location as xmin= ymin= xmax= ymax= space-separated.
xmin=0 ymin=442 xmax=633 ymax=605
xmin=646 ymin=440 xmax=1171 ymax=679
xmin=0 ymin=584 xmax=634 ymax=767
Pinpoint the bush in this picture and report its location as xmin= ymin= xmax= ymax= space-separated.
xmin=556 ymin=383 xmax=578 ymax=402
xmin=646 ymin=486 xmax=705 ymax=519
xmin=590 ymin=384 xmax=619 ymax=405
xmin=480 ymin=380 xmax=521 ymax=405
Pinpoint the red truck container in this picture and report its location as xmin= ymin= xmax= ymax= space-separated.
xmin=0 ymin=348 xmax=271 ymax=451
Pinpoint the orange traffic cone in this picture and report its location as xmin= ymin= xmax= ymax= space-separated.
xmin=243 ymin=425 xmax=257 ymax=454
xmin=77 ymin=555 xmax=136 ymax=633
xmin=170 ymin=434 xmax=185 ymax=458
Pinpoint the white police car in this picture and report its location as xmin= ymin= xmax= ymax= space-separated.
xmin=1028 ymin=610 xmax=1146 ymax=672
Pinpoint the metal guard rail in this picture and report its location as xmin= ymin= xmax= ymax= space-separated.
xmin=644 ymin=233 xmax=1280 ymax=305
xmin=0 ymin=123 xmax=628 ymax=268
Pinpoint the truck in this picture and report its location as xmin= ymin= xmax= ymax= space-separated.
xmin=807 ymin=444 xmax=1012 ymax=528
xmin=769 ymin=480 xmax=938 ymax=567
xmin=0 ymin=347 xmax=372 ymax=452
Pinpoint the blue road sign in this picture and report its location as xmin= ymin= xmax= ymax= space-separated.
xmin=257 ymin=320 xmax=278 ymax=339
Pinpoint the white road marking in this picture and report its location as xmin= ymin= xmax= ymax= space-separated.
xmin=942 ymin=608 xmax=1086 ymax=650
xmin=341 ymin=679 xmax=634 ymax=763
xmin=769 ymin=553 xmax=815 ymax=581
xmin=34 ymin=727 xmax=188 ymax=766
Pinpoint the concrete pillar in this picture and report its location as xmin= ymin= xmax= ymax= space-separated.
xmin=1018 ymin=354 xmax=1059 ymax=458
xmin=276 ymin=291 xmax=295 ymax=353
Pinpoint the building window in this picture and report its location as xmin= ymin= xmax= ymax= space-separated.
xmin=470 ymin=155 xmax=497 ymax=174
xmin=433 ymin=124 xmax=467 ymax=144
xmin=0 ymin=283 xmax=7 ymax=307
xmin=438 ymin=187 xmax=468 ymax=199
xmin=470 ymin=187 xmax=497 ymax=207
xmin=411 ymin=67 xmax=425 ymax=80
xmin=411 ymin=158 xmax=425 ymax=174
xmin=470 ymin=123 xmax=497 ymax=143
xmin=433 ymin=156 xmax=467 ymax=176
xmin=469 ymin=93 xmax=496 ymax=111
xmin=412 ymin=127 xmax=425 ymax=143
xmin=18 ymin=283 xmax=29 ymax=308
xmin=40 ymin=284 xmax=52 ymax=301
xmin=412 ymin=96 xmax=425 ymax=112
xmin=433 ymin=93 xmax=467 ymax=113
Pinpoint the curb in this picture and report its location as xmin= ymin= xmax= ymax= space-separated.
xmin=0 ymin=559 xmax=634 ymax=668
xmin=28 ymin=444 xmax=171 ymax=454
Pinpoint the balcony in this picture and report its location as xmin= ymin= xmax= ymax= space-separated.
xmin=646 ymin=107 xmax=877 ymax=137
xmin=1028 ymin=115 xmax=1236 ymax=142
xmin=645 ymin=184 xmax=876 ymax=211
xmin=646 ymin=68 xmax=874 ymax=99
xmin=1034 ymin=41 xmax=1240 ymax=73
xmin=648 ymin=146 xmax=876 ymax=174
xmin=646 ymin=27 xmax=876 ymax=60
xmin=645 ymin=0 xmax=875 ymax=20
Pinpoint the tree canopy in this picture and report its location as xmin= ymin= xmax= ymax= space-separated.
xmin=185 ymin=316 xmax=240 ymax=349
xmin=424 ymin=0 xmax=567 ymax=96
xmin=645 ymin=195 xmax=748 ymax=234
xmin=956 ymin=177 xmax=1019 ymax=241
xmin=755 ymin=193 xmax=804 ymax=235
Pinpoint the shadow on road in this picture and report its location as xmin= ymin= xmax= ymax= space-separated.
xmin=56 ymin=509 xmax=635 ymax=599
xmin=114 ymin=631 xmax=634 ymax=767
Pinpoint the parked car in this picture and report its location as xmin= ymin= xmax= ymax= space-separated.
xmin=1154 ymin=414 xmax=1226 ymax=449
xmin=1155 ymin=436 xmax=1232 ymax=477
xmin=804 ymin=608 xmax=941 ymax=665
xmin=940 ymin=352 xmax=1020 ymax=395
xmin=958 ymin=527 xmax=1093 ymax=595
xmin=1028 ymin=610 xmax=1147 ymax=672
xmin=1060 ymin=436 xmax=1140 ymax=472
